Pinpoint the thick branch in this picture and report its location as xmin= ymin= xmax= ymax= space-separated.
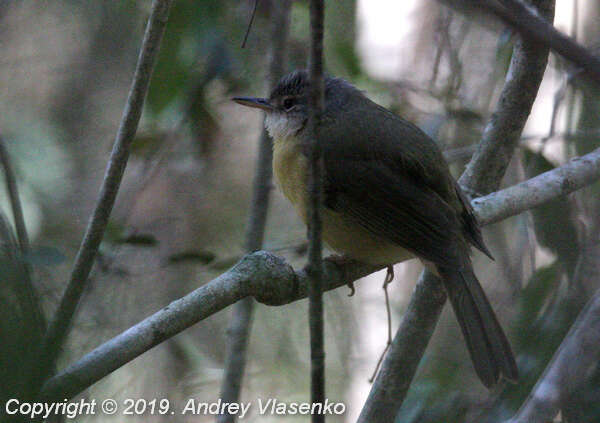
xmin=40 ymin=142 xmax=600 ymax=402
xmin=505 ymin=290 xmax=600 ymax=423
xmin=218 ymin=2 xmax=291 ymax=421
xmin=36 ymin=0 xmax=173 ymax=389
xmin=40 ymin=253 xmax=377 ymax=401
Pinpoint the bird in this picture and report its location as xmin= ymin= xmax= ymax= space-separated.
xmin=233 ymin=70 xmax=518 ymax=388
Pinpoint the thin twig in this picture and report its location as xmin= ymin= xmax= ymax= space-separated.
xmin=217 ymin=2 xmax=291 ymax=421
xmin=241 ymin=0 xmax=259 ymax=48
xmin=306 ymin=1 xmax=326 ymax=421
xmin=33 ymin=0 xmax=174 ymax=393
xmin=40 ymin=142 xmax=600 ymax=403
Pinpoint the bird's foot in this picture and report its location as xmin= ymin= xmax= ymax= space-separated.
xmin=383 ymin=265 xmax=395 ymax=288
xmin=326 ymin=254 xmax=357 ymax=296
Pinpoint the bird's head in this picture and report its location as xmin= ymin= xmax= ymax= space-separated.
xmin=233 ymin=70 xmax=311 ymax=141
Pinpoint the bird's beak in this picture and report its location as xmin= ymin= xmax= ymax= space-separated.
xmin=232 ymin=97 xmax=274 ymax=111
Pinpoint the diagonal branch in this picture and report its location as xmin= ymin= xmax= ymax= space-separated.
xmin=482 ymin=0 xmax=600 ymax=84
xmin=473 ymin=147 xmax=600 ymax=225
xmin=40 ymin=142 xmax=600 ymax=403
xmin=504 ymin=289 xmax=600 ymax=423
xmin=34 ymin=0 xmax=174 ymax=392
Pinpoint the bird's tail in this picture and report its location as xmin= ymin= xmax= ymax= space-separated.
xmin=437 ymin=263 xmax=518 ymax=388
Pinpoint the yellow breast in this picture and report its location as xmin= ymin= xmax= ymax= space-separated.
xmin=273 ymin=137 xmax=309 ymax=221
xmin=272 ymin=136 xmax=413 ymax=265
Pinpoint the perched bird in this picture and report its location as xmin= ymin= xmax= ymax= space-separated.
xmin=233 ymin=70 xmax=518 ymax=387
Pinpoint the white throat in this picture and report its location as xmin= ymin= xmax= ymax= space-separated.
xmin=264 ymin=112 xmax=303 ymax=141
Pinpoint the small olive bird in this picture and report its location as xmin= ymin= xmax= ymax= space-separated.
xmin=233 ymin=70 xmax=518 ymax=387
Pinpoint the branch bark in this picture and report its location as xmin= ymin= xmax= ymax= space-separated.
xmin=217 ymin=2 xmax=291 ymax=421
xmin=474 ymin=147 xmax=600 ymax=225
xmin=40 ymin=140 xmax=600 ymax=403
xmin=34 ymin=0 xmax=173 ymax=391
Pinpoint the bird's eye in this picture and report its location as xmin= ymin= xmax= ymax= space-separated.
xmin=283 ymin=97 xmax=296 ymax=111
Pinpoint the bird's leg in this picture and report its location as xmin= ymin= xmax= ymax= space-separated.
xmin=326 ymin=254 xmax=358 ymax=296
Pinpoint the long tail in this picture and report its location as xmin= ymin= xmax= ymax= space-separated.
xmin=437 ymin=263 xmax=518 ymax=388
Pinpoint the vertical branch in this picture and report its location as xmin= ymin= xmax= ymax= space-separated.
xmin=217 ymin=2 xmax=291 ymax=421
xmin=359 ymin=1 xmax=555 ymax=421
xmin=32 ymin=0 xmax=174 ymax=392
xmin=307 ymin=0 xmax=326 ymax=421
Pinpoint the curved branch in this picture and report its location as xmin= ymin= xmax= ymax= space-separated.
xmin=41 ymin=253 xmax=377 ymax=401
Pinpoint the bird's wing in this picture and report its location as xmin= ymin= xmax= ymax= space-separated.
xmin=319 ymin=99 xmax=468 ymax=267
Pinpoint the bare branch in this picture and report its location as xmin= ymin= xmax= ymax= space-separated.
xmin=504 ymin=289 xmax=600 ymax=423
xmin=218 ymin=2 xmax=291 ymax=421
xmin=35 ymin=0 xmax=174 ymax=390
xmin=40 ymin=141 xmax=600 ymax=403
xmin=40 ymin=253 xmax=378 ymax=402
xmin=474 ymin=147 xmax=600 ymax=225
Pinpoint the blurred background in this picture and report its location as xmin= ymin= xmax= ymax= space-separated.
xmin=1 ymin=0 xmax=599 ymax=421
